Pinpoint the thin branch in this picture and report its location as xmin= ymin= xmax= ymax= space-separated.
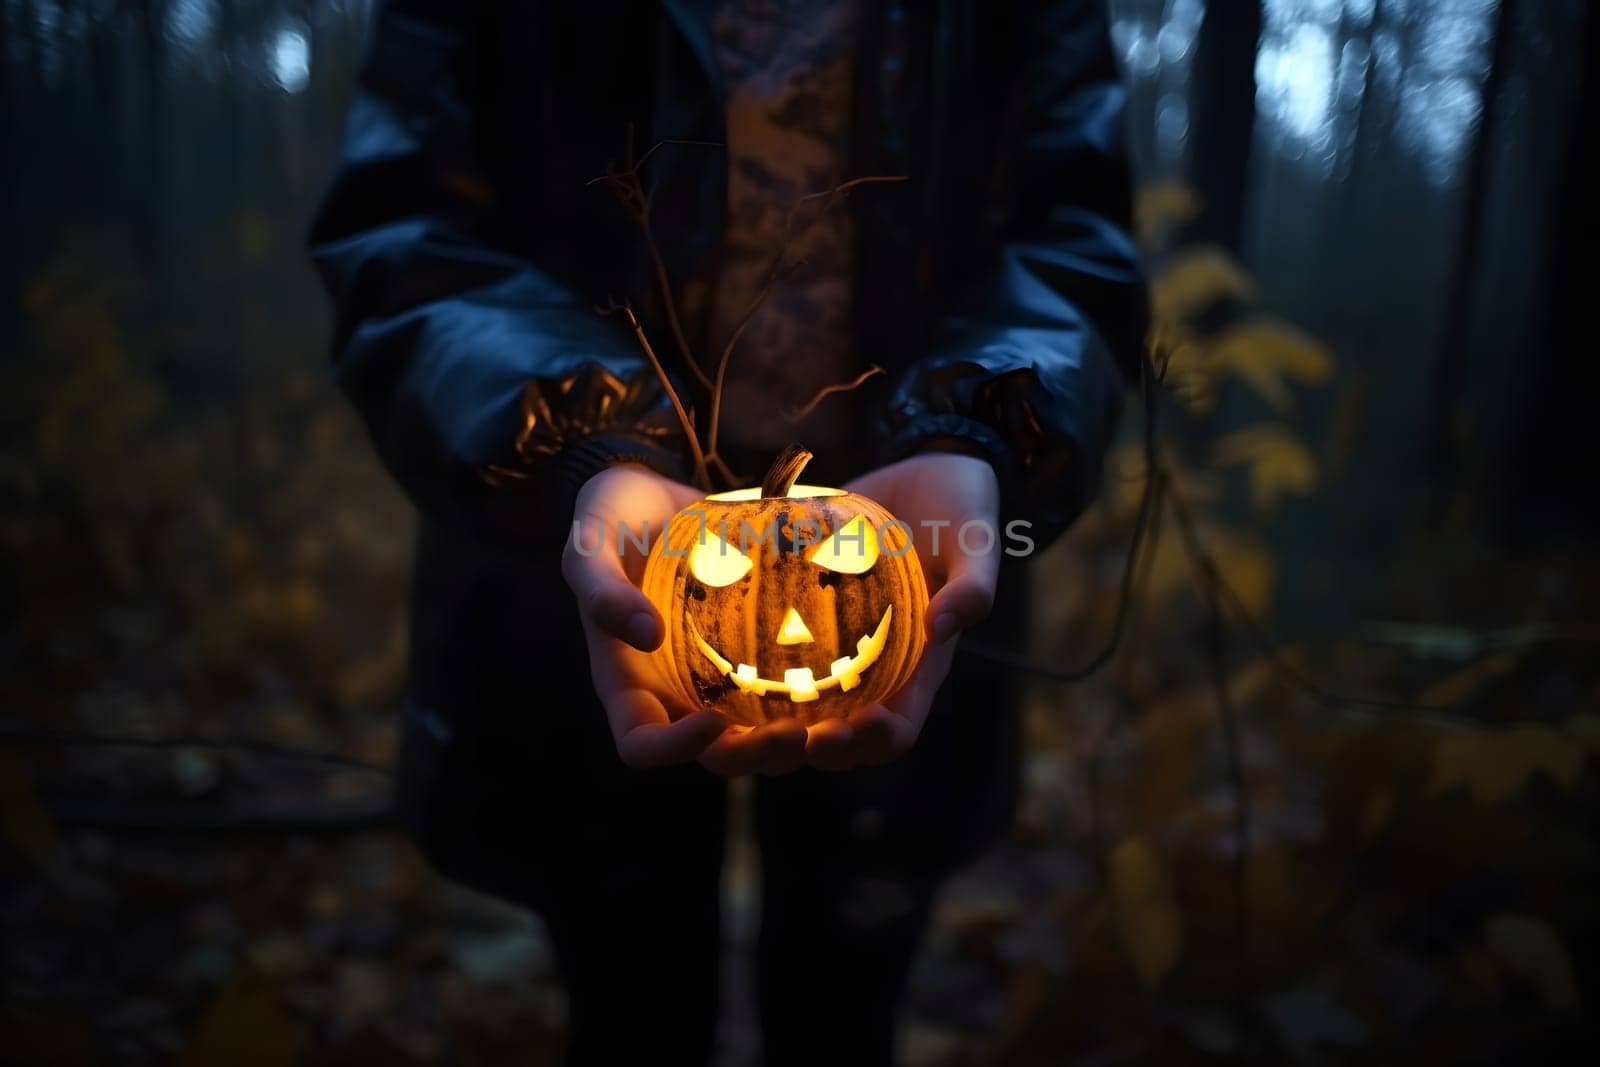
xmin=644 ymin=228 xmax=713 ymax=390
xmin=707 ymin=174 xmax=908 ymax=466
xmin=593 ymin=129 xmax=717 ymax=390
xmin=960 ymin=348 xmax=1163 ymax=682
xmin=706 ymin=264 xmax=782 ymax=464
xmin=597 ymin=300 xmax=711 ymax=489
xmin=955 ymin=342 xmax=1483 ymax=731
xmin=1113 ymin=476 xmax=1166 ymax=695
xmin=1203 ymin=588 xmax=1255 ymax=1058
xmin=1162 ymin=479 xmax=1462 ymax=723
xmin=786 ymin=365 xmax=885 ymax=423
xmin=709 ymin=454 xmax=740 ymax=487
xmin=634 ymin=137 xmax=723 ymax=172
xmin=787 ymin=174 xmax=910 ymax=226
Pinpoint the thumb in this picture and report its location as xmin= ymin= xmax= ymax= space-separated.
xmin=925 ymin=524 xmax=998 ymax=643
xmin=927 ymin=573 xmax=995 ymax=644
xmin=562 ymin=516 xmax=663 ymax=651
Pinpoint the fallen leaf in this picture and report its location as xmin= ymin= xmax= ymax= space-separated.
xmin=1416 ymin=652 xmax=1519 ymax=709
xmin=1109 ymin=836 xmax=1182 ymax=986
xmin=179 ymin=969 xmax=300 ymax=1067
xmin=1428 ymin=724 xmax=1584 ymax=806
xmin=1482 ymin=913 xmax=1579 ymax=1011
xmin=1564 ymin=713 xmax=1600 ymax=754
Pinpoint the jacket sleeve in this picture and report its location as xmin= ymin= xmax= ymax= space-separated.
xmin=880 ymin=0 xmax=1148 ymax=545
xmin=308 ymin=0 xmax=690 ymax=556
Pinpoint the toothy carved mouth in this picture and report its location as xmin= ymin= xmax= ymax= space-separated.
xmin=689 ymin=606 xmax=894 ymax=703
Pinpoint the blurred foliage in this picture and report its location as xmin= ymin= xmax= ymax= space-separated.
xmin=893 ymin=180 xmax=1600 ymax=1064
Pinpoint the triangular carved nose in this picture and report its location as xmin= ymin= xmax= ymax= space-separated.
xmin=776 ymin=607 xmax=814 ymax=645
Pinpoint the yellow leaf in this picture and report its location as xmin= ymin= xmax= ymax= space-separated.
xmin=1205 ymin=319 xmax=1335 ymax=411
xmin=1416 ymin=652 xmax=1519 ymax=709
xmin=1213 ymin=424 xmax=1319 ymax=512
xmin=1482 ymin=914 xmax=1579 ymax=1011
xmin=1502 ymin=725 xmax=1585 ymax=795
xmin=1429 ymin=725 xmax=1585 ymax=807
xmin=1152 ymin=247 xmax=1255 ymax=324
xmin=1140 ymin=525 xmax=1275 ymax=618
xmin=179 ymin=969 xmax=301 ymax=1067
xmin=1566 ymin=713 xmax=1600 ymax=754
xmin=1136 ymin=699 xmax=1211 ymax=819
xmin=1110 ymin=836 xmax=1182 ymax=986
xmin=1135 ymin=181 xmax=1203 ymax=248
xmin=1227 ymin=657 xmax=1282 ymax=706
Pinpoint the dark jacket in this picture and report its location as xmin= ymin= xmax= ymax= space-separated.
xmin=308 ymin=0 xmax=1146 ymax=787
xmin=310 ymin=0 xmax=1146 ymax=556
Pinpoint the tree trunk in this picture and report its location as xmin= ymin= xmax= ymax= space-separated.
xmin=1425 ymin=0 xmax=1512 ymax=516
xmin=1182 ymin=0 xmax=1260 ymax=251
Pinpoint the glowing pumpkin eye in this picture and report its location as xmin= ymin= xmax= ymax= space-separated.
xmin=809 ymin=514 xmax=879 ymax=575
xmin=689 ymin=534 xmax=753 ymax=587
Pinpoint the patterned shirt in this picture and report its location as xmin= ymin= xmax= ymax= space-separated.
xmin=696 ymin=0 xmax=861 ymax=454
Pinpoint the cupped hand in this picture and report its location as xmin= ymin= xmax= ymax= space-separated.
xmin=803 ymin=452 xmax=1002 ymax=772
xmin=561 ymin=465 xmax=810 ymax=775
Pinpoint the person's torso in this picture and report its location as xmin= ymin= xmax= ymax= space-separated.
xmin=690 ymin=0 xmax=862 ymax=453
xmin=474 ymin=0 xmax=1016 ymax=482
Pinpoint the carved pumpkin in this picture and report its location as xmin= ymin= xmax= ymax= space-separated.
xmin=642 ymin=446 xmax=928 ymax=727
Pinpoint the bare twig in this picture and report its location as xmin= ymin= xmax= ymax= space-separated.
xmin=632 ymin=137 xmax=723 ymax=173
xmin=597 ymin=299 xmax=711 ymax=489
xmin=706 ymin=175 xmax=908 ymax=470
xmin=594 ymin=128 xmax=717 ymax=390
xmin=709 ymin=454 xmax=740 ymax=486
xmin=961 ymin=348 xmax=1163 ymax=682
xmin=786 ymin=365 xmax=885 ymax=423
xmin=596 ymin=131 xmax=904 ymax=488
xmin=1162 ymin=479 xmax=1463 ymax=723
xmin=787 ymin=174 xmax=910 ymax=226
xmin=1203 ymin=588 xmax=1255 ymax=1058
xmin=706 ymin=265 xmax=782 ymax=464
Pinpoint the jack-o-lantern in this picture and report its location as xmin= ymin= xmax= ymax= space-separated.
xmin=642 ymin=446 xmax=928 ymax=727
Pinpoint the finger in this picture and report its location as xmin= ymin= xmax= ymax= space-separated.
xmin=803 ymin=718 xmax=858 ymax=772
xmin=844 ymin=704 xmax=901 ymax=766
xmin=755 ymin=719 xmax=810 ymax=776
xmin=613 ymin=701 xmax=727 ymax=768
xmin=926 ymin=571 xmax=996 ymax=644
xmin=924 ymin=509 xmax=1000 ymax=643
xmin=563 ymin=516 xmax=662 ymax=651
xmin=698 ymin=726 xmax=789 ymax=778
xmin=698 ymin=719 xmax=808 ymax=777
xmin=881 ymin=636 xmax=959 ymax=755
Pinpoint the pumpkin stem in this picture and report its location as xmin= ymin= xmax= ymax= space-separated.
xmin=761 ymin=444 xmax=813 ymax=498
